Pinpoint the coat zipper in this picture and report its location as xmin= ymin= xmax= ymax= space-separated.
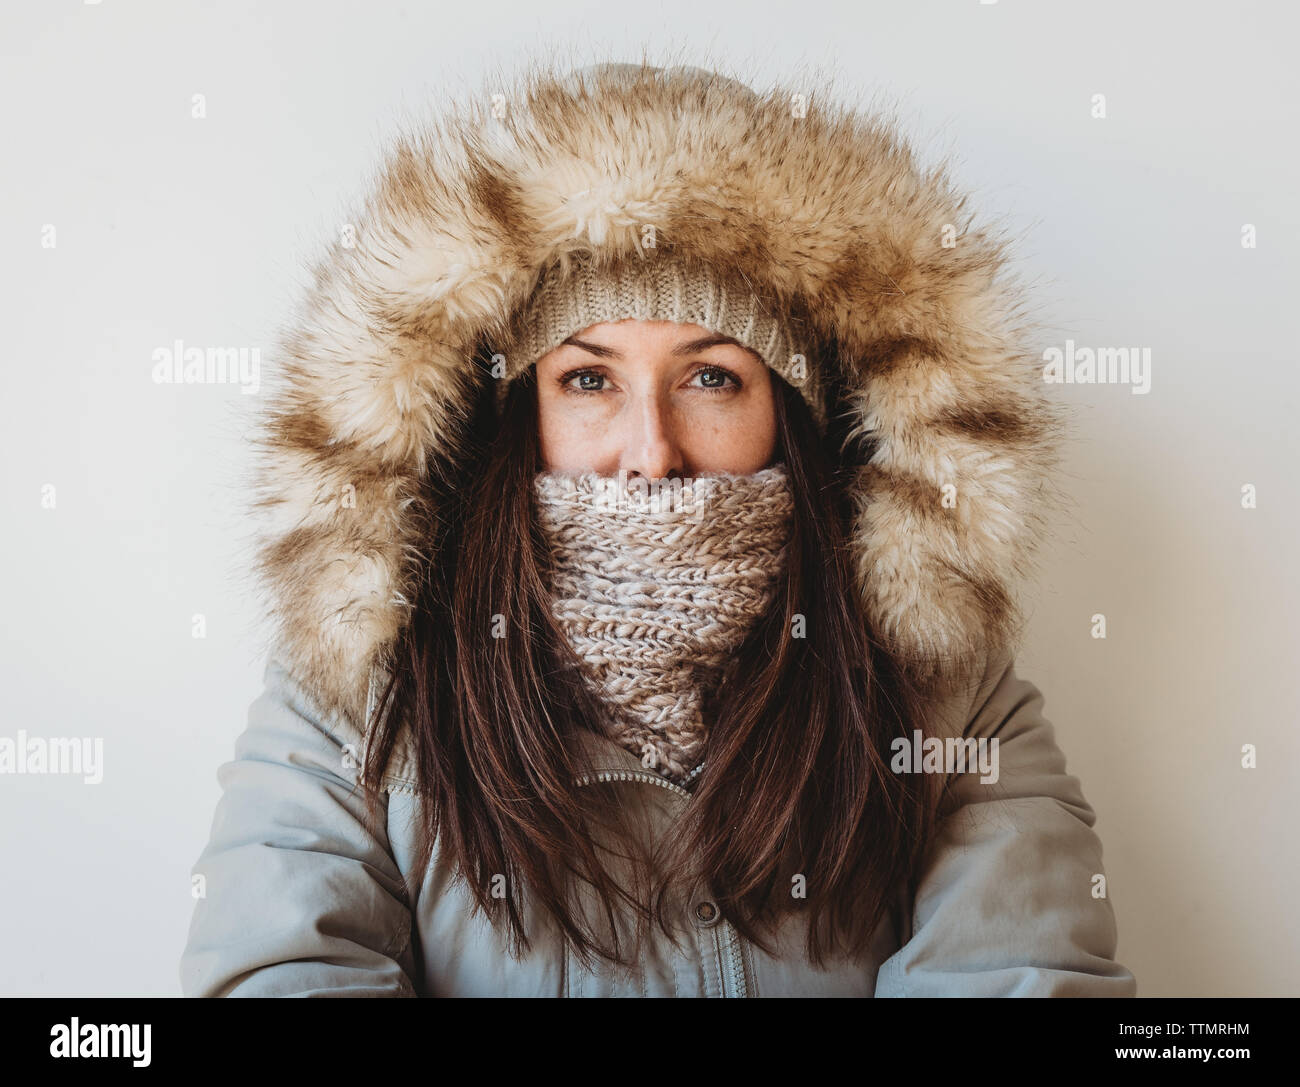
xmin=571 ymin=766 xmax=749 ymax=998
xmin=717 ymin=918 xmax=749 ymax=997
xmin=571 ymin=767 xmax=694 ymax=799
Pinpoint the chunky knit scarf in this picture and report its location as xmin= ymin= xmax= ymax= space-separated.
xmin=533 ymin=464 xmax=794 ymax=786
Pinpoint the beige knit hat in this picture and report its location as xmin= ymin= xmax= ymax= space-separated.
xmin=497 ymin=255 xmax=827 ymax=431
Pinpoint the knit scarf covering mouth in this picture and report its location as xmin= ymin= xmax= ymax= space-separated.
xmin=533 ymin=464 xmax=795 ymax=786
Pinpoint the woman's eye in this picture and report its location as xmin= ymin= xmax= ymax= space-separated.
xmin=691 ymin=366 xmax=739 ymax=391
xmin=561 ymin=369 xmax=606 ymax=393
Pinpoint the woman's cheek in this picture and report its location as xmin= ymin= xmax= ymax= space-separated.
xmin=539 ymin=397 xmax=614 ymax=469
xmin=683 ymin=401 xmax=775 ymax=474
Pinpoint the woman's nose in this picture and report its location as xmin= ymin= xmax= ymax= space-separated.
xmin=619 ymin=393 xmax=683 ymax=480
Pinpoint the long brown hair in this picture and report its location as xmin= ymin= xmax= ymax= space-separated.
xmin=360 ymin=344 xmax=949 ymax=970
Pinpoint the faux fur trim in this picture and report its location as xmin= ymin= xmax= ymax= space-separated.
xmin=250 ymin=52 xmax=1066 ymax=730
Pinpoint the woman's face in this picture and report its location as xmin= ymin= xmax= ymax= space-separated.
xmin=534 ymin=320 xmax=778 ymax=478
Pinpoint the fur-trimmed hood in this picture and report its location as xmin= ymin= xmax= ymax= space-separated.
xmin=251 ymin=57 xmax=1065 ymax=732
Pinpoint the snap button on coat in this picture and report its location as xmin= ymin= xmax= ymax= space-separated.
xmin=694 ymin=901 xmax=719 ymax=926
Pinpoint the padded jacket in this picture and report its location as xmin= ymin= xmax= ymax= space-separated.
xmin=180 ymin=647 xmax=1135 ymax=997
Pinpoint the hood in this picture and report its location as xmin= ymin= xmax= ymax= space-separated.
xmin=250 ymin=57 xmax=1066 ymax=730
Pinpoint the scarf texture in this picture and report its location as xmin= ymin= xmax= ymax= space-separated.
xmin=533 ymin=464 xmax=794 ymax=786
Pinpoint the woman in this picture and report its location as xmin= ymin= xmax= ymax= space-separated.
xmin=180 ymin=60 xmax=1137 ymax=997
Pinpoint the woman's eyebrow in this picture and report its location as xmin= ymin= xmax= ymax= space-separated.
xmin=561 ymin=333 xmax=742 ymax=359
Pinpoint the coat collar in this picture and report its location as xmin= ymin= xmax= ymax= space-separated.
xmin=253 ymin=58 xmax=1066 ymax=733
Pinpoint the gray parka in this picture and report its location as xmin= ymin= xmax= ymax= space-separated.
xmin=180 ymin=60 xmax=1137 ymax=997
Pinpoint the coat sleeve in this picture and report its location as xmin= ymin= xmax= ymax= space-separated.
xmin=180 ymin=657 xmax=419 ymax=997
xmin=873 ymin=650 xmax=1137 ymax=997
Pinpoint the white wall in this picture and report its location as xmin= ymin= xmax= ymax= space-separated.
xmin=1 ymin=0 xmax=1295 ymax=996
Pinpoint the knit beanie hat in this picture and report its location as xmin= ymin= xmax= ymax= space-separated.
xmin=498 ymin=256 xmax=828 ymax=431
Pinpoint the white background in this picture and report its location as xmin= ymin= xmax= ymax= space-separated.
xmin=1 ymin=0 xmax=1296 ymax=996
